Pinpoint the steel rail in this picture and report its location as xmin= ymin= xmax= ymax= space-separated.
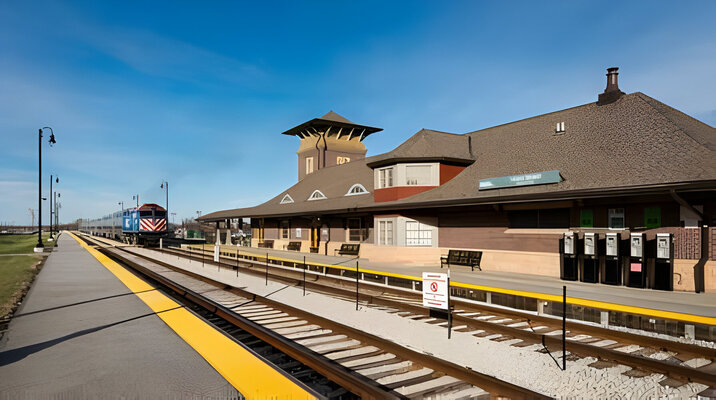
xmin=154 ymin=245 xmax=716 ymax=387
xmin=113 ymin=244 xmax=548 ymax=399
xmin=91 ymin=244 xmax=402 ymax=400
xmin=163 ymin=245 xmax=715 ymax=360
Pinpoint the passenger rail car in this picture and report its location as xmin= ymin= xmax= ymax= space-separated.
xmin=80 ymin=203 xmax=167 ymax=246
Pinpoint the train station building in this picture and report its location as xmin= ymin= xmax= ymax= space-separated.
xmin=200 ymin=68 xmax=716 ymax=293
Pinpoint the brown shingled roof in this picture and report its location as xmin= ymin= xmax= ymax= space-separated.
xmin=281 ymin=111 xmax=383 ymax=140
xmin=200 ymin=92 xmax=715 ymax=221
xmin=366 ymin=129 xmax=475 ymax=168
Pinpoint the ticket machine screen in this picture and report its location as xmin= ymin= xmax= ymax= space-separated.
xmin=584 ymin=233 xmax=596 ymax=256
xmin=656 ymin=234 xmax=671 ymax=259
xmin=564 ymin=233 xmax=574 ymax=255
xmin=630 ymin=234 xmax=643 ymax=258
xmin=606 ymin=234 xmax=618 ymax=257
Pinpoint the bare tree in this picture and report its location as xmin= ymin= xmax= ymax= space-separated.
xmin=28 ymin=208 xmax=35 ymax=227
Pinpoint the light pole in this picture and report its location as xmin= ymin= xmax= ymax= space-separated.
xmin=160 ymin=180 xmax=169 ymax=226
xmin=133 ymin=194 xmax=139 ymax=208
xmin=49 ymin=176 xmax=58 ymax=240
xmin=55 ymin=192 xmax=60 ymax=232
xmin=35 ymin=127 xmax=56 ymax=253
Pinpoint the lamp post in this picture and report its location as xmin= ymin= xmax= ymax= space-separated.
xmin=35 ymin=127 xmax=56 ymax=253
xmin=160 ymin=180 xmax=169 ymax=227
xmin=55 ymin=192 xmax=61 ymax=232
xmin=132 ymin=194 xmax=139 ymax=208
xmin=49 ymin=175 xmax=58 ymax=240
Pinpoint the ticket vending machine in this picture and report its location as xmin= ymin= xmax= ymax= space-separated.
xmin=581 ymin=233 xmax=599 ymax=283
xmin=603 ymin=232 xmax=621 ymax=285
xmin=628 ymin=233 xmax=646 ymax=288
xmin=560 ymin=232 xmax=578 ymax=280
xmin=653 ymin=233 xmax=673 ymax=291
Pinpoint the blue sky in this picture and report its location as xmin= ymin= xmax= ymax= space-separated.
xmin=1 ymin=1 xmax=715 ymax=225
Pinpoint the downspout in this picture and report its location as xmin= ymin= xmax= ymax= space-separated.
xmin=669 ymin=189 xmax=707 ymax=293
xmin=322 ymin=132 xmax=328 ymax=169
xmin=324 ymin=222 xmax=331 ymax=256
xmin=315 ymin=133 xmax=322 ymax=170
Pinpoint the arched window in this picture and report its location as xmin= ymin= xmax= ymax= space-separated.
xmin=345 ymin=183 xmax=369 ymax=196
xmin=308 ymin=190 xmax=327 ymax=201
xmin=280 ymin=194 xmax=294 ymax=204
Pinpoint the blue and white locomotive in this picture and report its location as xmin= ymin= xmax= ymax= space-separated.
xmin=80 ymin=203 xmax=167 ymax=245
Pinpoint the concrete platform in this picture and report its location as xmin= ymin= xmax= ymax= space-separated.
xmin=0 ymin=234 xmax=239 ymax=399
xmin=209 ymin=244 xmax=716 ymax=319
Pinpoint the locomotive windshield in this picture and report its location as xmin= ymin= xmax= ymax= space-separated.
xmin=139 ymin=211 xmax=152 ymax=217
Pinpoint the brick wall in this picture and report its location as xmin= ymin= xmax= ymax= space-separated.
xmin=675 ymin=228 xmax=701 ymax=259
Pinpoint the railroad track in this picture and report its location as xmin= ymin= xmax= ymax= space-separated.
xmin=78 ymin=234 xmax=546 ymax=399
xmin=80 ymin=234 xmax=716 ymax=393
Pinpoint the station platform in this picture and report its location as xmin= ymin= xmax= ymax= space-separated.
xmin=204 ymin=244 xmax=716 ymax=325
xmin=0 ymin=234 xmax=242 ymax=398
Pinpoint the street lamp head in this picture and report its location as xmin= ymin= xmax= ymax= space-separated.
xmin=48 ymin=133 xmax=56 ymax=146
xmin=55 ymin=177 xmax=59 ymax=183
xmin=160 ymin=183 xmax=164 ymax=189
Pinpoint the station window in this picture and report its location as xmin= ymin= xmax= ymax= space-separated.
xmin=348 ymin=218 xmax=365 ymax=241
xmin=508 ymin=209 xmax=569 ymax=228
xmin=308 ymin=190 xmax=326 ymax=201
xmin=280 ymin=221 xmax=289 ymax=239
xmin=280 ymin=194 xmax=294 ymax=204
xmin=378 ymin=167 xmax=394 ymax=188
xmin=608 ymin=208 xmax=625 ymax=229
xmin=405 ymin=165 xmax=432 ymax=186
xmin=405 ymin=220 xmax=432 ymax=246
xmin=345 ymin=183 xmax=368 ymax=196
xmin=378 ymin=220 xmax=394 ymax=245
xmin=337 ymin=156 xmax=350 ymax=165
xmin=305 ymin=157 xmax=314 ymax=175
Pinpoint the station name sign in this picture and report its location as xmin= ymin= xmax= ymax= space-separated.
xmin=478 ymin=170 xmax=562 ymax=190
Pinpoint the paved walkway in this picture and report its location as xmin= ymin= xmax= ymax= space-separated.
xmin=206 ymin=244 xmax=716 ymax=318
xmin=0 ymin=234 xmax=238 ymax=399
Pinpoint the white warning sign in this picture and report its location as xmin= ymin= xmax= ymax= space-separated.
xmin=422 ymin=272 xmax=449 ymax=310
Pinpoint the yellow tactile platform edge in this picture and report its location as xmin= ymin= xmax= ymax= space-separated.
xmin=191 ymin=245 xmax=716 ymax=326
xmin=70 ymin=233 xmax=316 ymax=400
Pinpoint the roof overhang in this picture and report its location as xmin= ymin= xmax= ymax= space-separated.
xmin=282 ymin=119 xmax=382 ymax=141
xmin=366 ymin=157 xmax=475 ymax=169
xmin=197 ymin=180 xmax=716 ymax=222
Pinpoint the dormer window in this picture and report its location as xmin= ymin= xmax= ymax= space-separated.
xmin=378 ymin=167 xmax=394 ymax=188
xmin=345 ymin=184 xmax=368 ymax=196
xmin=280 ymin=194 xmax=294 ymax=204
xmin=555 ymin=121 xmax=565 ymax=134
xmin=405 ymin=165 xmax=432 ymax=186
xmin=308 ymin=190 xmax=327 ymax=201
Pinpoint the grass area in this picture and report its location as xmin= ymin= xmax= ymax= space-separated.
xmin=0 ymin=255 xmax=43 ymax=318
xmin=0 ymin=233 xmax=54 ymax=254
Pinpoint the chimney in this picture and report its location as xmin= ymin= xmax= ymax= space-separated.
xmin=597 ymin=67 xmax=625 ymax=106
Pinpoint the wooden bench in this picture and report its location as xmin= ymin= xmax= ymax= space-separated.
xmin=441 ymin=250 xmax=482 ymax=271
xmin=335 ymin=243 xmax=360 ymax=257
xmin=257 ymin=240 xmax=274 ymax=249
xmin=286 ymin=241 xmax=301 ymax=251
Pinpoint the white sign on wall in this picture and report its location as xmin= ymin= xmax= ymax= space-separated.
xmin=422 ymin=272 xmax=449 ymax=310
xmin=296 ymin=228 xmax=302 ymax=238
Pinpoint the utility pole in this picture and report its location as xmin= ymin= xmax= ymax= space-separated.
xmin=161 ymin=180 xmax=169 ymax=227
xmin=35 ymin=127 xmax=56 ymax=252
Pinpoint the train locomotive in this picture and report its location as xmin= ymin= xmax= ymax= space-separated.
xmin=80 ymin=203 xmax=167 ymax=246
